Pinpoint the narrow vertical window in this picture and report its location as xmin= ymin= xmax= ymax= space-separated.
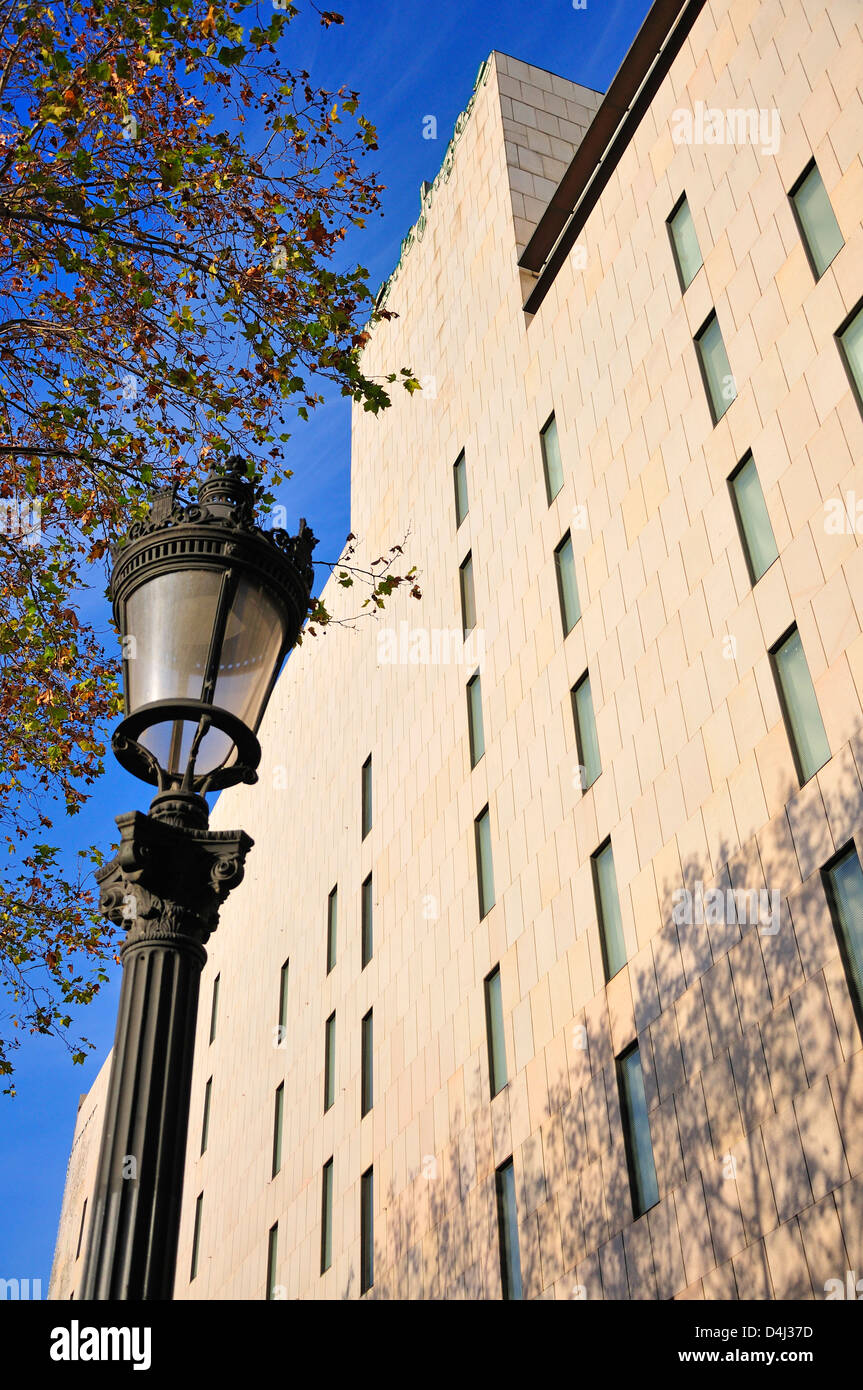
xmin=540 ymin=413 xmax=563 ymax=504
xmin=361 ymin=755 xmax=372 ymax=839
xmin=495 ymin=1158 xmax=523 ymax=1300
xmin=667 ymin=193 xmax=703 ymax=290
xmin=554 ymin=531 xmax=581 ymax=637
xmin=272 ymin=1082 xmax=284 ymax=1178
xmin=326 ymin=886 xmax=338 ymax=974
xmin=75 ymin=1199 xmax=88 ymax=1261
xmin=277 ymin=959 xmax=289 ymax=1043
xmin=475 ymin=805 xmax=495 ymax=920
xmin=453 ymin=449 xmax=469 ymax=528
xmin=617 ymin=1044 xmax=660 ymax=1218
xmin=467 ymin=671 xmax=485 ymax=767
xmin=729 ymin=451 xmax=778 ymax=584
xmin=790 ymin=160 xmax=844 ymax=280
xmin=695 ymin=311 xmax=736 ymax=422
xmin=361 ymin=1009 xmax=373 ymax=1117
xmin=484 ymin=965 xmax=507 ymax=1098
xmin=592 ymin=838 xmax=627 ymax=980
xmin=460 ymin=552 xmax=476 ymax=637
xmin=770 ymin=626 xmax=831 ymax=785
xmin=321 ymin=1159 xmax=334 ymax=1275
xmin=361 ymin=873 xmax=373 ymax=969
xmin=572 ymin=672 xmax=601 ymax=789
xmin=824 ymin=845 xmax=863 ymax=1036
xmin=266 ymin=1222 xmax=279 ymax=1300
xmin=208 ymin=974 xmax=220 ymax=1045
xmin=324 ymin=1012 xmax=336 ymax=1112
xmin=837 ymin=300 xmax=863 ymax=416
xmin=361 ymin=1166 xmax=374 ymax=1294
xmin=200 ymin=1076 xmax=212 ymax=1156
xmin=190 ymin=1192 xmax=203 ymax=1281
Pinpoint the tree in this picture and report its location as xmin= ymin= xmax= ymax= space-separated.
xmin=0 ymin=0 xmax=418 ymax=1092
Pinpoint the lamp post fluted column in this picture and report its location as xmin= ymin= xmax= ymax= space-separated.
xmin=81 ymin=792 xmax=252 ymax=1300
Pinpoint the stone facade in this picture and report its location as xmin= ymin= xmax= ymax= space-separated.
xmin=51 ymin=0 xmax=863 ymax=1300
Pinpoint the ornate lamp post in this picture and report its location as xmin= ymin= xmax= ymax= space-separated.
xmin=81 ymin=459 xmax=316 ymax=1300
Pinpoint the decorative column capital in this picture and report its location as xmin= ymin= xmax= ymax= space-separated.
xmin=96 ymin=809 xmax=253 ymax=954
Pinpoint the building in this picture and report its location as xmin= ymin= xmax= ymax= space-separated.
xmin=50 ymin=0 xmax=863 ymax=1301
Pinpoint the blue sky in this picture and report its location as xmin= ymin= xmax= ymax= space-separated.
xmin=0 ymin=0 xmax=652 ymax=1293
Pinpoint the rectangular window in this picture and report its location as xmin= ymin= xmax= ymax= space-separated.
xmin=324 ymin=1012 xmax=336 ymax=1112
xmin=361 ymin=873 xmax=373 ymax=969
xmin=790 ymin=160 xmax=844 ymax=280
xmin=453 ymin=449 xmax=468 ymax=528
xmin=554 ymin=531 xmax=581 ymax=637
xmin=695 ymin=311 xmax=736 ymax=423
xmin=770 ymin=626 xmax=831 ymax=785
xmin=484 ymin=965 xmax=507 ymax=1098
xmin=459 ymin=552 xmax=476 ymax=637
xmin=495 ymin=1158 xmax=523 ymax=1300
xmin=361 ymin=755 xmax=372 ymax=839
xmin=617 ymin=1044 xmax=660 ymax=1218
xmin=361 ymin=1009 xmax=373 ymax=1117
xmin=208 ymin=974 xmax=220 ymax=1045
xmin=272 ymin=1082 xmax=284 ymax=1178
xmin=266 ymin=1222 xmax=278 ymax=1300
xmin=729 ymin=451 xmax=778 ymax=584
xmin=540 ymin=413 xmax=563 ymax=504
xmin=326 ymin=886 xmax=338 ymax=974
xmin=837 ymin=300 xmax=863 ymax=416
xmin=277 ymin=959 xmax=289 ymax=1042
xmin=667 ymin=193 xmax=703 ymax=291
xmin=467 ymin=671 xmax=485 ymax=767
xmin=475 ymin=805 xmax=495 ymax=920
xmin=75 ymin=1199 xmax=88 ymax=1262
xmin=360 ymin=1166 xmax=374 ymax=1294
xmin=200 ymin=1076 xmax=212 ymax=1156
xmin=824 ymin=845 xmax=863 ymax=1037
xmin=572 ymin=672 xmax=601 ymax=790
xmin=321 ymin=1159 xmax=334 ymax=1275
xmin=190 ymin=1192 xmax=203 ymax=1281
xmin=592 ymin=838 xmax=627 ymax=980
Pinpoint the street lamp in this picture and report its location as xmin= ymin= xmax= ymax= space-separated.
xmin=81 ymin=458 xmax=316 ymax=1300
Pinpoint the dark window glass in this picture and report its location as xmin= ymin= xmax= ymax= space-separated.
xmin=209 ymin=974 xmax=220 ymax=1044
xmin=695 ymin=311 xmax=736 ymax=422
xmin=495 ymin=1159 xmax=523 ymax=1300
xmin=324 ymin=1012 xmax=336 ymax=1112
xmin=361 ymin=1167 xmax=374 ymax=1294
xmin=667 ymin=193 xmax=703 ymax=290
xmin=729 ymin=451 xmax=778 ymax=584
xmin=485 ymin=966 xmax=507 ymax=1097
xmin=475 ymin=806 xmax=495 ymax=919
xmin=362 ymin=874 xmax=373 ymax=969
xmin=790 ymin=160 xmax=844 ymax=279
xmin=770 ymin=626 xmax=830 ymax=785
xmin=453 ymin=450 xmax=469 ymax=528
xmin=540 ymin=414 xmax=564 ymax=504
xmin=326 ymin=886 xmax=338 ymax=974
xmin=321 ymin=1159 xmax=333 ymax=1274
xmin=617 ymin=1045 xmax=660 ymax=1218
xmin=361 ymin=1009 xmax=373 ymax=1117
